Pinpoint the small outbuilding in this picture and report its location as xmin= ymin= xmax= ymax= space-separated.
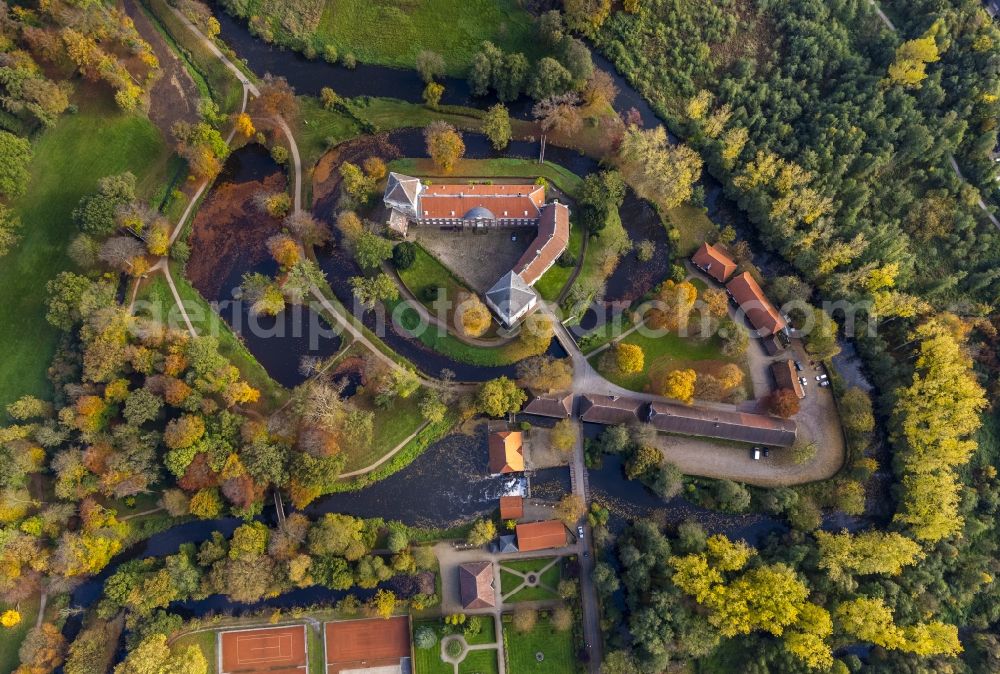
xmin=499 ymin=495 xmax=524 ymax=520
xmin=458 ymin=561 xmax=496 ymax=609
xmin=692 ymin=242 xmax=737 ymax=283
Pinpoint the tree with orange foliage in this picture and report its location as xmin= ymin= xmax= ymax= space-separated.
xmin=768 ymin=389 xmax=800 ymax=418
xmin=267 ymin=234 xmax=300 ymax=268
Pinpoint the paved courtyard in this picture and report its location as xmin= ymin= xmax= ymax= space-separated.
xmin=414 ymin=227 xmax=533 ymax=293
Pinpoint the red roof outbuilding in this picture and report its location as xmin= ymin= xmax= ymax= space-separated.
xmin=692 ymin=242 xmax=737 ymax=283
xmin=499 ymin=496 xmax=524 ymax=520
xmin=726 ymin=272 xmax=787 ymax=336
xmin=516 ymin=520 xmax=567 ymax=552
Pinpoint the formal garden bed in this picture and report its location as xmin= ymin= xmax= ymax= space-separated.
xmin=500 ymin=557 xmax=562 ymax=603
xmin=414 ymin=616 xmax=499 ymax=674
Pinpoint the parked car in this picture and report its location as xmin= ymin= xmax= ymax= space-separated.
xmin=816 ymin=374 xmax=828 ymax=381
xmin=752 ymin=448 xmax=762 ymax=460
xmin=799 ymin=377 xmax=809 ymax=386
xmin=819 ymin=380 xmax=831 ymax=388
xmin=763 ymin=447 xmax=770 ymax=457
xmin=577 ymin=525 xmax=585 ymax=538
xmin=794 ymin=360 xmax=804 ymax=372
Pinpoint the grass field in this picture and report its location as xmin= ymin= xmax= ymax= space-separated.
xmin=0 ymin=596 xmax=40 ymax=673
xmin=135 ymin=269 xmax=286 ymax=407
xmin=0 ymin=93 xmax=170 ymax=415
xmin=503 ymin=615 xmax=576 ymax=674
xmin=591 ymin=327 xmax=751 ymax=397
xmin=314 ymin=0 xmax=539 ymax=75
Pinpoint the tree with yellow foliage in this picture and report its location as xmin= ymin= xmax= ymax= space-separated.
xmin=648 ymin=280 xmax=698 ymax=331
xmin=1 ymin=609 xmax=21 ymax=627
xmin=458 ymin=294 xmax=491 ymax=338
xmin=888 ymin=34 xmax=941 ymax=88
xmin=614 ymin=342 xmax=644 ymax=374
xmin=892 ymin=317 xmax=987 ymax=542
xmin=234 ymin=112 xmax=255 ymax=138
xmin=424 ymin=121 xmax=465 ymax=173
xmin=661 ymin=369 xmax=696 ymax=404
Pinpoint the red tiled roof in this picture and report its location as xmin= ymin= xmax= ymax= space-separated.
xmin=499 ymin=496 xmax=524 ymax=520
xmin=771 ymin=360 xmax=804 ymax=399
xmin=726 ymin=272 xmax=787 ymax=336
xmin=513 ymin=202 xmax=570 ymax=285
xmin=515 ymin=521 xmax=567 ymax=552
xmin=488 ymin=431 xmax=524 ymax=474
xmin=692 ymin=242 xmax=737 ymax=283
xmin=419 ymin=183 xmax=545 ymax=220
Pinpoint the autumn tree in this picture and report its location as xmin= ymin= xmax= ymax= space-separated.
xmin=887 ymin=29 xmax=941 ymax=88
xmin=618 ymin=125 xmax=702 ymax=209
xmin=467 ymin=518 xmax=496 ymax=547
xmin=424 ymin=121 xmax=465 ymax=172
xmin=614 ymin=342 xmax=644 ymax=374
xmin=458 ymin=294 xmax=491 ymax=337
xmin=516 ymin=355 xmax=573 ymax=392
xmin=647 ymin=280 xmax=698 ymax=332
xmin=422 ymin=81 xmax=444 ymax=108
xmin=550 ymin=419 xmax=577 ymax=454
xmin=483 ymin=103 xmax=512 ymax=150
xmin=476 ymin=377 xmax=526 ymax=417
xmin=661 ymin=369 xmax=696 ymax=404
xmin=114 ymin=633 xmax=207 ymax=674
xmin=892 ymin=317 xmax=987 ymax=542
xmin=767 ymin=389 xmax=800 ymax=418
xmin=815 ymin=530 xmax=923 ymax=587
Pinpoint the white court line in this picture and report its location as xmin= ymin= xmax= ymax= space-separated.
xmin=235 ymin=633 xmax=292 ymax=664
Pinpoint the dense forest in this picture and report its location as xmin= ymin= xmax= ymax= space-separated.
xmin=593 ymin=0 xmax=1000 ymax=309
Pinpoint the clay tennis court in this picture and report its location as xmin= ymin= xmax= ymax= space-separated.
xmin=219 ymin=625 xmax=307 ymax=674
xmin=324 ymin=617 xmax=412 ymax=674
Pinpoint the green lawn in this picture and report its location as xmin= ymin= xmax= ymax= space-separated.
xmin=171 ymin=630 xmax=216 ymax=666
xmin=501 ymin=558 xmax=556 ymax=575
xmin=503 ymin=616 xmax=576 ymax=674
xmin=0 ymin=596 xmax=40 ymax=673
xmin=667 ymin=203 xmax=718 ymax=257
xmin=397 ymin=243 xmax=476 ymax=323
xmin=296 ymin=96 xmax=363 ymax=169
xmin=141 ymin=0 xmax=243 ymax=113
xmin=342 ymin=392 xmax=426 ymax=473
xmin=307 ymin=625 xmax=325 ymax=674
xmin=0 ymin=93 xmax=170 ymax=415
xmin=135 ymin=269 xmax=286 ymax=408
xmin=590 ymin=327 xmax=750 ymax=396
xmin=388 ymin=158 xmax=583 ymax=198
xmin=314 ymin=0 xmax=540 ymax=75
